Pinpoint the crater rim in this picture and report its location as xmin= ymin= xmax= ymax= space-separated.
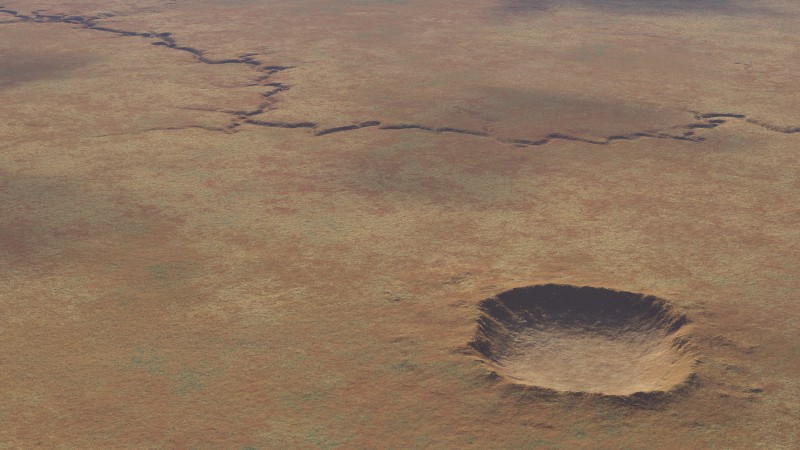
xmin=470 ymin=284 xmax=697 ymax=400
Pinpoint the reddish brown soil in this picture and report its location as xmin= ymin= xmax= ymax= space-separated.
xmin=1 ymin=1 xmax=799 ymax=448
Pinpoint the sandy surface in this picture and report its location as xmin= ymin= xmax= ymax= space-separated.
xmin=1 ymin=0 xmax=799 ymax=448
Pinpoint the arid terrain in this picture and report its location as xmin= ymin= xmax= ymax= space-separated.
xmin=1 ymin=0 xmax=799 ymax=448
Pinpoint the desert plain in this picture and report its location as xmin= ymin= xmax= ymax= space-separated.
xmin=1 ymin=0 xmax=799 ymax=448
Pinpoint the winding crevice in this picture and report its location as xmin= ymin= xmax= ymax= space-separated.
xmin=745 ymin=119 xmax=800 ymax=134
xmin=694 ymin=112 xmax=746 ymax=120
xmin=90 ymin=125 xmax=235 ymax=138
xmin=313 ymin=111 xmax=799 ymax=148
xmin=0 ymin=6 xmax=290 ymax=131
xmin=316 ymin=119 xmax=704 ymax=147
xmin=315 ymin=121 xmax=382 ymax=136
xmin=3 ymin=6 xmax=800 ymax=148
xmin=691 ymin=111 xmax=800 ymax=134
xmin=244 ymin=119 xmax=318 ymax=129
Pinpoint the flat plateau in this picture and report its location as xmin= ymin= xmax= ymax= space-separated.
xmin=1 ymin=0 xmax=798 ymax=448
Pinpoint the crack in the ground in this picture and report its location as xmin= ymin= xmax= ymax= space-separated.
xmin=2 ymin=6 xmax=799 ymax=148
xmin=745 ymin=119 xmax=800 ymax=134
xmin=323 ymin=120 xmax=705 ymax=147
xmin=315 ymin=121 xmax=383 ymax=136
xmin=690 ymin=111 xmax=800 ymax=134
xmin=0 ymin=5 xmax=290 ymax=131
xmin=238 ymin=112 xmax=795 ymax=148
xmin=244 ymin=119 xmax=317 ymax=129
xmin=90 ymin=124 xmax=233 ymax=138
xmin=231 ymin=111 xmax=800 ymax=148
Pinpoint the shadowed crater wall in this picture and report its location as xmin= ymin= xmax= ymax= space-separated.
xmin=471 ymin=285 xmax=696 ymax=397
